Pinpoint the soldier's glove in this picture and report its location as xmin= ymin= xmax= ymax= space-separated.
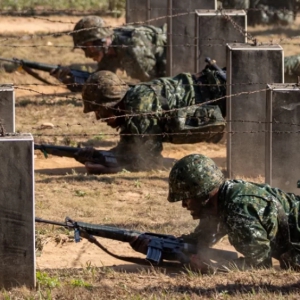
xmin=130 ymin=234 xmax=150 ymax=255
xmin=50 ymin=66 xmax=72 ymax=82
xmin=74 ymin=147 xmax=96 ymax=165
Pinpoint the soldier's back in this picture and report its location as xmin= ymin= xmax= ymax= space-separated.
xmin=111 ymin=24 xmax=167 ymax=81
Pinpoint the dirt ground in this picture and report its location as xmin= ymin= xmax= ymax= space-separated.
xmin=1 ymin=14 xmax=297 ymax=275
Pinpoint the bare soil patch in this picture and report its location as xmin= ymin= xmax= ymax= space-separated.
xmin=0 ymin=16 xmax=125 ymax=33
xmin=1 ymin=14 xmax=298 ymax=299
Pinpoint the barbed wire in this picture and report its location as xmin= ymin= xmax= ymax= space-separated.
xmin=220 ymin=10 xmax=255 ymax=43
xmin=11 ymin=86 xmax=271 ymax=122
xmin=0 ymin=31 xmax=299 ymax=49
xmin=0 ymin=42 xmax=258 ymax=48
xmin=29 ymin=130 xmax=300 ymax=139
xmin=11 ymin=81 xmax=297 ymax=88
xmin=12 ymin=82 xmax=297 ymax=124
xmin=0 ymin=8 xmax=298 ymax=45
xmin=2 ymin=38 xmax=300 ymax=48
xmin=0 ymin=11 xmax=196 ymax=43
xmin=0 ymin=7 xmax=295 ymax=15
xmin=22 ymin=118 xmax=300 ymax=130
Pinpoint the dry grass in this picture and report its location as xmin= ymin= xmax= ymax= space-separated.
xmin=3 ymin=267 xmax=300 ymax=299
xmin=1 ymin=15 xmax=300 ymax=300
xmin=247 ymin=18 xmax=300 ymax=56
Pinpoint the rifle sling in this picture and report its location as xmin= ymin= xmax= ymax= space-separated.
xmin=80 ymin=230 xmax=182 ymax=268
xmin=22 ymin=65 xmax=53 ymax=85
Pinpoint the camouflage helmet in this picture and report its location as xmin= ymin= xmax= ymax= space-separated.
xmin=82 ymin=70 xmax=128 ymax=113
xmin=72 ymin=16 xmax=114 ymax=48
xmin=168 ymin=154 xmax=224 ymax=202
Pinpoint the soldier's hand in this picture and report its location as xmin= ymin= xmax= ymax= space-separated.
xmin=50 ymin=66 xmax=71 ymax=82
xmin=74 ymin=147 xmax=95 ymax=165
xmin=130 ymin=234 xmax=150 ymax=254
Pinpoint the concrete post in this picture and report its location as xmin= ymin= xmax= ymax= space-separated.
xmin=0 ymin=133 xmax=35 ymax=288
xmin=195 ymin=10 xmax=247 ymax=72
xmin=167 ymin=0 xmax=217 ymax=76
xmin=266 ymin=84 xmax=300 ymax=193
xmin=0 ymin=84 xmax=15 ymax=133
xmin=226 ymin=43 xmax=284 ymax=178
xmin=126 ymin=0 xmax=168 ymax=27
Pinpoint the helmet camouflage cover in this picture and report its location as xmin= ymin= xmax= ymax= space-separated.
xmin=82 ymin=70 xmax=128 ymax=113
xmin=72 ymin=15 xmax=114 ymax=47
xmin=168 ymin=154 xmax=224 ymax=202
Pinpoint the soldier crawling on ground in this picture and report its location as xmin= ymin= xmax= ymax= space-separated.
xmin=130 ymin=154 xmax=300 ymax=272
xmin=50 ymin=15 xmax=167 ymax=90
xmin=74 ymin=63 xmax=226 ymax=174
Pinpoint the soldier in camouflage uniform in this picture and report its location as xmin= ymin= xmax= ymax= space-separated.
xmin=78 ymin=67 xmax=226 ymax=174
xmin=284 ymin=55 xmax=300 ymax=83
xmin=164 ymin=154 xmax=300 ymax=271
xmin=221 ymin=0 xmax=295 ymax=26
xmin=51 ymin=15 xmax=167 ymax=90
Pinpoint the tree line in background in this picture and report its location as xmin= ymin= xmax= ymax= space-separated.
xmin=0 ymin=0 xmax=126 ymax=16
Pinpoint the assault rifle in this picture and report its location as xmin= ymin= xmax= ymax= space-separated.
xmin=34 ymin=143 xmax=119 ymax=169
xmin=205 ymin=57 xmax=226 ymax=82
xmin=0 ymin=57 xmax=91 ymax=90
xmin=35 ymin=216 xmax=237 ymax=266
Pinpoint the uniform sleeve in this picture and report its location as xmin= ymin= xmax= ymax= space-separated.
xmin=225 ymin=200 xmax=274 ymax=268
xmin=180 ymin=218 xmax=226 ymax=248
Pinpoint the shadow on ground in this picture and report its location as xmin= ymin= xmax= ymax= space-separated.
xmin=35 ymin=157 xmax=177 ymax=178
xmin=17 ymin=96 xmax=82 ymax=107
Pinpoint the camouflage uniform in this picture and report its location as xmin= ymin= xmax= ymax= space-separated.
xmin=221 ymin=0 xmax=295 ymax=26
xmin=168 ymin=154 xmax=300 ymax=270
xmin=284 ymin=55 xmax=300 ymax=83
xmin=186 ymin=179 xmax=300 ymax=269
xmin=97 ymin=25 xmax=167 ymax=81
xmin=82 ymin=69 xmax=226 ymax=171
xmin=72 ymin=16 xmax=167 ymax=82
xmin=112 ymin=71 xmax=226 ymax=170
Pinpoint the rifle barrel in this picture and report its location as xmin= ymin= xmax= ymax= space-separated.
xmin=76 ymin=221 xmax=142 ymax=243
xmin=35 ymin=217 xmax=67 ymax=227
xmin=34 ymin=143 xmax=79 ymax=158
xmin=14 ymin=58 xmax=58 ymax=72
xmin=0 ymin=57 xmax=15 ymax=64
